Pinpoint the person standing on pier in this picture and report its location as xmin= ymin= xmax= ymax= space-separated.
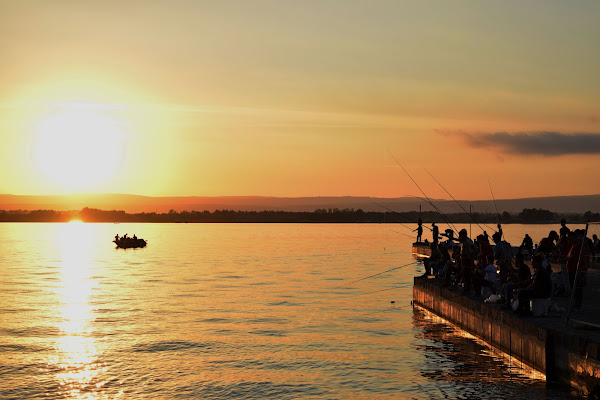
xmin=432 ymin=223 xmax=439 ymax=244
xmin=414 ymin=219 xmax=423 ymax=243
xmin=458 ymin=229 xmax=476 ymax=293
xmin=492 ymin=231 xmax=512 ymax=284
xmin=560 ymin=219 xmax=570 ymax=238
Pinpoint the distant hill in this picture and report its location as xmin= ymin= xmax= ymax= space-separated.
xmin=0 ymin=193 xmax=599 ymax=214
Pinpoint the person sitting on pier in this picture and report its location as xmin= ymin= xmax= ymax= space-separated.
xmin=537 ymin=235 xmax=555 ymax=257
xmin=519 ymin=234 xmax=534 ymax=255
xmin=515 ymin=254 xmax=552 ymax=316
xmin=414 ymin=219 xmax=423 ymax=243
xmin=503 ymin=252 xmax=533 ymax=308
xmin=492 ymin=231 xmax=512 ymax=285
xmin=473 ymin=254 xmax=498 ymax=296
xmin=423 ymin=242 xmax=441 ymax=277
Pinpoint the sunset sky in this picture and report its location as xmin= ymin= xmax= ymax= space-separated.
xmin=1 ymin=1 xmax=599 ymax=200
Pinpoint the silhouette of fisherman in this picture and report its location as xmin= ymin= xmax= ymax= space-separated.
xmin=520 ymin=233 xmax=533 ymax=254
xmin=414 ymin=219 xmax=423 ymax=242
xmin=432 ymin=222 xmax=439 ymax=244
xmin=559 ymin=219 xmax=570 ymax=238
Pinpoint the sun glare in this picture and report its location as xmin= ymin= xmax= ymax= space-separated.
xmin=33 ymin=105 xmax=124 ymax=192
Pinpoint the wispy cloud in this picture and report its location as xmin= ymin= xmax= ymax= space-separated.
xmin=439 ymin=130 xmax=600 ymax=156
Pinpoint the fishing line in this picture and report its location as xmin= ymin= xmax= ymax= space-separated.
xmin=329 ymin=261 xmax=419 ymax=290
xmin=388 ymin=152 xmax=458 ymax=237
xmin=424 ymin=168 xmax=495 ymax=234
xmin=410 ymin=195 xmax=459 ymax=237
xmin=296 ymin=261 xmax=421 ymax=327
xmin=370 ymin=200 xmax=433 ymax=230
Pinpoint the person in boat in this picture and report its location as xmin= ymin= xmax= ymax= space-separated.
xmin=115 ymin=234 xmax=120 ymax=241
xmin=431 ymin=223 xmax=439 ymax=244
xmin=133 ymin=234 xmax=137 ymax=240
xmin=492 ymin=231 xmax=512 ymax=285
xmin=123 ymin=233 xmax=128 ymax=240
xmin=414 ymin=219 xmax=423 ymax=243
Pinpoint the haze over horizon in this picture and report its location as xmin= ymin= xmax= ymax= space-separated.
xmin=1 ymin=1 xmax=599 ymax=200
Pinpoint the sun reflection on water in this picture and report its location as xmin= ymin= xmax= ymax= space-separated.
xmin=47 ymin=221 xmax=114 ymax=399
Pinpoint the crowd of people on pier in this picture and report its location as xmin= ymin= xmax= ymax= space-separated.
xmin=419 ymin=219 xmax=597 ymax=315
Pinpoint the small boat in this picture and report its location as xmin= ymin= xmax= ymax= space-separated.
xmin=113 ymin=237 xmax=147 ymax=249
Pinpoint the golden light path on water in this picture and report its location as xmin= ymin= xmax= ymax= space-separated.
xmin=47 ymin=221 xmax=120 ymax=399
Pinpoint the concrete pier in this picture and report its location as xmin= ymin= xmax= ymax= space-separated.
xmin=413 ymin=275 xmax=600 ymax=397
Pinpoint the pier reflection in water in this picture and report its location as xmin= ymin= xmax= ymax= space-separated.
xmin=412 ymin=307 xmax=580 ymax=399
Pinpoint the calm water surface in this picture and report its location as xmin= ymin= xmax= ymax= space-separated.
xmin=0 ymin=223 xmax=582 ymax=399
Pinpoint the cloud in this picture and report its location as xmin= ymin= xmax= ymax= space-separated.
xmin=439 ymin=130 xmax=600 ymax=156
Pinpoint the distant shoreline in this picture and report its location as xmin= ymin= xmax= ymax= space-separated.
xmin=0 ymin=207 xmax=596 ymax=224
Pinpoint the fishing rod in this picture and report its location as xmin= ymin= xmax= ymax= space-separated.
xmin=369 ymin=200 xmax=433 ymax=231
xmin=330 ymin=261 xmax=418 ymax=290
xmin=424 ymin=168 xmax=495 ymax=234
xmin=388 ymin=152 xmax=457 ymax=238
xmin=390 ymin=229 xmax=418 ymax=239
xmin=390 ymin=154 xmax=440 ymax=218
xmin=488 ymin=180 xmax=504 ymax=240
xmin=409 ymin=195 xmax=459 ymax=237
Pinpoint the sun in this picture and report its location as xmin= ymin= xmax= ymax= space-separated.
xmin=33 ymin=105 xmax=124 ymax=192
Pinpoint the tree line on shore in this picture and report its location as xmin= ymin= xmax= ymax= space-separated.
xmin=0 ymin=207 xmax=598 ymax=223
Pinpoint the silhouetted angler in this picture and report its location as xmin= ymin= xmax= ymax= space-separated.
xmin=414 ymin=219 xmax=423 ymax=242
xmin=432 ymin=222 xmax=439 ymax=244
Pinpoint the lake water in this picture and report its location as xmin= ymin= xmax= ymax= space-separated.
xmin=0 ymin=222 xmax=583 ymax=399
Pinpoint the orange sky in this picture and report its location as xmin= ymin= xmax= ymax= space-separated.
xmin=1 ymin=1 xmax=599 ymax=200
